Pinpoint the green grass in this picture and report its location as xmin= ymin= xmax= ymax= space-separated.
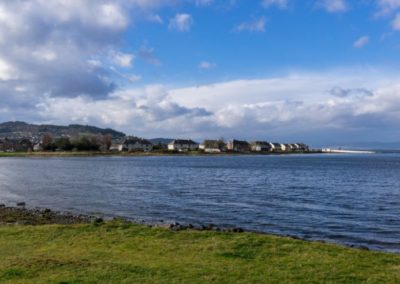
xmin=0 ymin=222 xmax=399 ymax=283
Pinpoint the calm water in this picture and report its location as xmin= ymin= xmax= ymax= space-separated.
xmin=0 ymin=154 xmax=399 ymax=252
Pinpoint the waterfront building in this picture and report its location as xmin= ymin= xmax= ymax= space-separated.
xmin=168 ymin=139 xmax=199 ymax=151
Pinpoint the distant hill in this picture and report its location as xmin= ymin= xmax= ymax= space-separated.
xmin=0 ymin=121 xmax=126 ymax=139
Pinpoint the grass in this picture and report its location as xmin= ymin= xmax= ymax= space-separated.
xmin=0 ymin=222 xmax=399 ymax=283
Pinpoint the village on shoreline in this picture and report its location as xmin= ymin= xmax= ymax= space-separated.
xmin=0 ymin=134 xmax=311 ymax=154
xmin=0 ymin=121 xmax=314 ymax=154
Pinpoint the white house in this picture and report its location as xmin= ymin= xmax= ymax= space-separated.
xmin=168 ymin=139 xmax=199 ymax=151
xmin=250 ymin=141 xmax=273 ymax=152
xmin=201 ymin=140 xmax=226 ymax=153
xmin=227 ymin=140 xmax=250 ymax=152
xmin=282 ymin=144 xmax=295 ymax=152
xmin=271 ymin=143 xmax=283 ymax=151
xmin=268 ymin=142 xmax=275 ymax=151
xmin=119 ymin=137 xmax=153 ymax=152
xmin=297 ymin=143 xmax=309 ymax=151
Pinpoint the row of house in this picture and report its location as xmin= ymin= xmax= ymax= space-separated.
xmin=112 ymin=137 xmax=153 ymax=152
xmin=248 ymin=141 xmax=309 ymax=152
xmin=0 ymin=136 xmax=309 ymax=154
xmin=167 ymin=139 xmax=309 ymax=153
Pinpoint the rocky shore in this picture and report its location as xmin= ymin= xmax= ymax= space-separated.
xmin=0 ymin=203 xmax=246 ymax=233
xmin=0 ymin=203 xmax=374 ymax=252
xmin=0 ymin=204 xmax=97 ymax=225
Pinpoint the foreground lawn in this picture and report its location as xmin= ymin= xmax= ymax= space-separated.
xmin=0 ymin=222 xmax=399 ymax=283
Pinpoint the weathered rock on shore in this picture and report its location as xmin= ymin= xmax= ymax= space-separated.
xmin=0 ymin=204 xmax=245 ymax=233
xmin=0 ymin=206 xmax=93 ymax=225
xmin=151 ymin=221 xmax=244 ymax=233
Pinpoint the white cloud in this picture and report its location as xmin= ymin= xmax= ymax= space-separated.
xmin=375 ymin=1 xmax=400 ymax=31
xmin=138 ymin=44 xmax=161 ymax=66
xmin=195 ymin=0 xmax=214 ymax=6
xmin=32 ymin=49 xmax=58 ymax=62
xmin=376 ymin=0 xmax=400 ymax=16
xmin=0 ymin=0 xmax=179 ymax=103
xmin=262 ymin=0 xmax=289 ymax=9
xmin=2 ymin=66 xmax=400 ymax=142
xmin=0 ymin=0 xmax=175 ymax=101
xmin=169 ymin=72 xmax=373 ymax=111
xmin=166 ymin=70 xmax=400 ymax=141
xmin=36 ymin=85 xmax=211 ymax=136
xmin=111 ymin=52 xmax=135 ymax=68
xmin=129 ymin=74 xmax=142 ymax=82
xmin=169 ymin=13 xmax=193 ymax=32
xmin=0 ymin=58 xmax=17 ymax=81
xmin=353 ymin=36 xmax=370 ymax=48
xmin=317 ymin=0 xmax=348 ymax=13
xmin=0 ymin=1 xmax=140 ymax=99
xmin=392 ymin=13 xmax=400 ymax=30
xmin=235 ymin=17 xmax=266 ymax=32
xmin=147 ymin=14 xmax=163 ymax=24
xmin=27 ymin=70 xmax=400 ymax=142
xmin=199 ymin=61 xmax=216 ymax=69
xmin=97 ymin=3 xmax=129 ymax=30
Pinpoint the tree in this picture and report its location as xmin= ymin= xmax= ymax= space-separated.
xmin=103 ymin=134 xmax=113 ymax=150
xmin=75 ymin=136 xmax=100 ymax=151
xmin=42 ymin=133 xmax=54 ymax=151
xmin=55 ymin=137 xmax=73 ymax=151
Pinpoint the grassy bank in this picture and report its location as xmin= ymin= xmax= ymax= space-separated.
xmin=0 ymin=221 xmax=399 ymax=283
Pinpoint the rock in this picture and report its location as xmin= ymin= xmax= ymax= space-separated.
xmin=171 ymin=224 xmax=184 ymax=231
xmin=93 ymin=218 xmax=104 ymax=225
xmin=206 ymin=224 xmax=215 ymax=230
xmin=155 ymin=224 xmax=171 ymax=229
xmin=358 ymin=245 xmax=370 ymax=251
xmin=232 ymin=227 xmax=244 ymax=233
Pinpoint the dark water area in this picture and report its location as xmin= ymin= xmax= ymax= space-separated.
xmin=0 ymin=154 xmax=399 ymax=252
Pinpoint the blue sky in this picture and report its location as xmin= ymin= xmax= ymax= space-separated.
xmin=0 ymin=0 xmax=400 ymax=146
xmin=119 ymin=0 xmax=400 ymax=87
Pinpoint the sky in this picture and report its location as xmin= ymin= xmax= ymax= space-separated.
xmin=1 ymin=0 xmax=400 ymax=146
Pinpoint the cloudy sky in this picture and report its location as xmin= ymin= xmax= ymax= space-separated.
xmin=1 ymin=0 xmax=400 ymax=145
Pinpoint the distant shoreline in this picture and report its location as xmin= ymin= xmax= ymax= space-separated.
xmin=0 ymin=150 xmax=324 ymax=158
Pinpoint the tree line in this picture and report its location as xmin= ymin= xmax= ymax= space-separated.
xmin=41 ymin=134 xmax=113 ymax=151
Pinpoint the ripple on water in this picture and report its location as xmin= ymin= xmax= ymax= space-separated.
xmin=0 ymin=154 xmax=399 ymax=252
